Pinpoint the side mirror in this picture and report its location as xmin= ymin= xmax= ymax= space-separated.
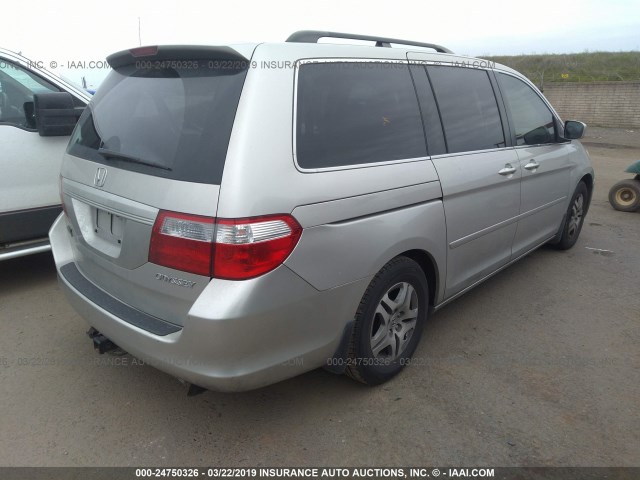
xmin=33 ymin=92 xmax=80 ymax=136
xmin=564 ymin=120 xmax=586 ymax=140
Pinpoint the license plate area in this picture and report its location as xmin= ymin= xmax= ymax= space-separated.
xmin=70 ymin=197 xmax=126 ymax=258
xmin=95 ymin=208 xmax=125 ymax=245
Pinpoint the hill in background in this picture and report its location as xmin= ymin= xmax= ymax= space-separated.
xmin=483 ymin=51 xmax=640 ymax=89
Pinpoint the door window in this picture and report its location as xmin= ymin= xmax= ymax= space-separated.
xmin=497 ymin=73 xmax=556 ymax=146
xmin=0 ymin=60 xmax=60 ymax=128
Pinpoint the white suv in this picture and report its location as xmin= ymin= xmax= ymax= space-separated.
xmin=0 ymin=48 xmax=91 ymax=260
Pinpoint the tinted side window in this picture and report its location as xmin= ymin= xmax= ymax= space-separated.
xmin=296 ymin=62 xmax=426 ymax=169
xmin=427 ymin=66 xmax=505 ymax=154
xmin=497 ymin=73 xmax=556 ymax=146
xmin=0 ymin=59 xmax=60 ymax=129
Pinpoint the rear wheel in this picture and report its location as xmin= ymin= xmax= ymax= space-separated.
xmin=346 ymin=256 xmax=428 ymax=385
xmin=608 ymin=179 xmax=640 ymax=212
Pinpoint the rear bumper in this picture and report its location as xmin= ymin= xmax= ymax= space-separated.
xmin=50 ymin=214 xmax=367 ymax=392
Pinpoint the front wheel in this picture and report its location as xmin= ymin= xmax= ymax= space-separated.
xmin=555 ymin=182 xmax=588 ymax=250
xmin=608 ymin=179 xmax=640 ymax=212
xmin=346 ymin=256 xmax=428 ymax=385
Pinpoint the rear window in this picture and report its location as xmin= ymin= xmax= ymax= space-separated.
xmin=68 ymin=62 xmax=247 ymax=185
xmin=295 ymin=62 xmax=426 ymax=169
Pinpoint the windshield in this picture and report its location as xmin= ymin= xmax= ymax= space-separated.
xmin=68 ymin=61 xmax=247 ymax=185
xmin=0 ymin=61 xmax=60 ymax=94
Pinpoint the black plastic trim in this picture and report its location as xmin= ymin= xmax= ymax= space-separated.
xmin=286 ymin=31 xmax=453 ymax=53
xmin=0 ymin=205 xmax=62 ymax=244
xmin=60 ymin=263 xmax=182 ymax=336
xmin=488 ymin=70 xmax=514 ymax=149
xmin=323 ymin=320 xmax=355 ymax=374
xmin=409 ymin=65 xmax=448 ymax=156
xmin=548 ymin=213 xmax=568 ymax=245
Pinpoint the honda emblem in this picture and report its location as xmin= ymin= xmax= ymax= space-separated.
xmin=94 ymin=167 xmax=108 ymax=187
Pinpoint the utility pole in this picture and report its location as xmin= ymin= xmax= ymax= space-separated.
xmin=138 ymin=17 xmax=142 ymax=46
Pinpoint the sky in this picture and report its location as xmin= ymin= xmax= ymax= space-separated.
xmin=2 ymin=0 xmax=639 ymax=87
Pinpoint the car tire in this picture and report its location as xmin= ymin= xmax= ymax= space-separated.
xmin=608 ymin=178 xmax=640 ymax=212
xmin=555 ymin=181 xmax=588 ymax=250
xmin=346 ymin=256 xmax=428 ymax=385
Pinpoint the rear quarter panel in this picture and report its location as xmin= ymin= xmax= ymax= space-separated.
xmin=219 ymin=44 xmax=447 ymax=301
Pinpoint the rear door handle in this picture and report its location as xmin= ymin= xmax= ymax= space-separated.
xmin=524 ymin=160 xmax=540 ymax=171
xmin=498 ymin=164 xmax=517 ymax=176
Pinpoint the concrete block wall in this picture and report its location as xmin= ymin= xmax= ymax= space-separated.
xmin=542 ymin=82 xmax=640 ymax=128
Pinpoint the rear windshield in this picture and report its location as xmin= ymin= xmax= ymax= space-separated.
xmin=68 ymin=61 xmax=247 ymax=185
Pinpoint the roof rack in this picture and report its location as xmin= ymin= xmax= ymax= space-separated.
xmin=286 ymin=30 xmax=453 ymax=54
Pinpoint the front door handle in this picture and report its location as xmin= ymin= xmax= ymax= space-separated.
xmin=524 ymin=160 xmax=540 ymax=171
xmin=498 ymin=164 xmax=517 ymax=176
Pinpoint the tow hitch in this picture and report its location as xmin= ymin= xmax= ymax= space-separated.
xmin=86 ymin=327 xmax=206 ymax=396
xmin=87 ymin=327 xmax=119 ymax=354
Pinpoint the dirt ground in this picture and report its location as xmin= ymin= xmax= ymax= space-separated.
xmin=0 ymin=127 xmax=638 ymax=468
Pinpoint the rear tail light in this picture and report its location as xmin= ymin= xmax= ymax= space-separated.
xmin=149 ymin=211 xmax=302 ymax=279
xmin=214 ymin=216 xmax=302 ymax=280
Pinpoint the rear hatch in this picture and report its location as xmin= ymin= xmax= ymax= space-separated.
xmin=60 ymin=45 xmax=252 ymax=327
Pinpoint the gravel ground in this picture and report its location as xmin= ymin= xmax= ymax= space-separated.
xmin=0 ymin=127 xmax=638 ymax=468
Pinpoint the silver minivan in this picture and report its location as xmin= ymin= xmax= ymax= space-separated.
xmin=50 ymin=31 xmax=594 ymax=392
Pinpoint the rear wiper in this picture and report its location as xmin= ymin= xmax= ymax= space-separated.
xmin=97 ymin=148 xmax=172 ymax=171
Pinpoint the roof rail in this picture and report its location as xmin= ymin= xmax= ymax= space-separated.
xmin=286 ymin=30 xmax=453 ymax=54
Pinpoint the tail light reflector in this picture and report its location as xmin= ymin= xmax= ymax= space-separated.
xmin=59 ymin=175 xmax=68 ymax=216
xmin=149 ymin=211 xmax=215 ymax=277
